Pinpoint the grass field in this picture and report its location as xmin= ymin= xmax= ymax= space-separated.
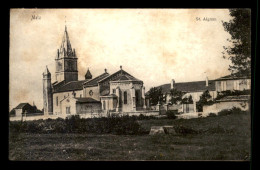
xmin=9 ymin=111 xmax=251 ymax=161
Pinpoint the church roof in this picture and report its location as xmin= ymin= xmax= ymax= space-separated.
xmin=75 ymin=97 xmax=100 ymax=103
xmin=53 ymin=80 xmax=86 ymax=93
xmin=99 ymin=69 xmax=142 ymax=83
xmin=146 ymin=80 xmax=215 ymax=95
xmin=85 ymin=68 xmax=92 ymax=79
xmin=83 ymin=72 xmax=110 ymax=87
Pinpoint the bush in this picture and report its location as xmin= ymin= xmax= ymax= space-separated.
xmin=166 ymin=110 xmax=177 ymax=119
xmin=173 ymin=125 xmax=198 ymax=135
xmin=218 ymin=107 xmax=244 ymax=116
xmin=208 ymin=113 xmax=217 ymax=117
xmin=9 ymin=115 xmax=147 ymax=135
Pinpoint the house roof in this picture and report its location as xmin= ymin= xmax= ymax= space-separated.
xmin=146 ymin=80 xmax=215 ymax=95
xmin=75 ymin=97 xmax=101 ymax=103
xmin=54 ymin=80 xmax=86 ymax=93
xmin=83 ymin=72 xmax=110 ymax=87
xmin=15 ymin=103 xmax=31 ymax=109
xmin=215 ymin=74 xmax=251 ymax=81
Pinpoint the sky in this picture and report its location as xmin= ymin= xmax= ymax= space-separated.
xmin=9 ymin=9 xmax=233 ymax=110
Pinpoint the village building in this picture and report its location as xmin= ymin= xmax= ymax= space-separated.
xmin=12 ymin=103 xmax=39 ymax=117
xmin=146 ymin=74 xmax=251 ymax=114
xmin=42 ymin=26 xmax=146 ymax=117
xmin=214 ymin=74 xmax=251 ymax=92
xmin=146 ymin=77 xmax=216 ymax=113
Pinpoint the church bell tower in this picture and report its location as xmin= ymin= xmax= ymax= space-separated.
xmin=55 ymin=26 xmax=78 ymax=83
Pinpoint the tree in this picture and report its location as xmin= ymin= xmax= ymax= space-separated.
xmin=196 ymin=90 xmax=212 ymax=112
xmin=181 ymin=95 xmax=193 ymax=104
xmin=222 ymin=9 xmax=251 ymax=76
xmin=169 ymin=88 xmax=183 ymax=104
xmin=148 ymin=87 xmax=164 ymax=105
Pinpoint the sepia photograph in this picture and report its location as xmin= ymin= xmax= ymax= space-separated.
xmin=9 ymin=8 xmax=251 ymax=161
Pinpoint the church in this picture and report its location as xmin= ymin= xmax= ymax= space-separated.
xmin=43 ymin=26 xmax=146 ymax=117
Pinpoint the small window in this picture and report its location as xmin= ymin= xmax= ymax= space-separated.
xmin=103 ymin=101 xmax=106 ymax=110
xmin=66 ymin=107 xmax=70 ymax=114
xmin=113 ymin=89 xmax=116 ymax=93
xmin=56 ymin=96 xmax=58 ymax=106
xmin=124 ymin=91 xmax=127 ymax=104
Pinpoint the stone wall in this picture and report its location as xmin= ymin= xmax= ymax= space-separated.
xmin=202 ymin=100 xmax=249 ymax=117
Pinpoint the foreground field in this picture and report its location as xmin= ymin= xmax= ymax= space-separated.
xmin=9 ymin=112 xmax=250 ymax=161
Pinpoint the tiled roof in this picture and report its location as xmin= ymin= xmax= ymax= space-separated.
xmin=215 ymin=74 xmax=251 ymax=81
xmin=15 ymin=103 xmax=31 ymax=109
xmin=146 ymin=80 xmax=215 ymax=95
xmin=54 ymin=80 xmax=86 ymax=93
xmin=83 ymin=72 xmax=110 ymax=87
xmin=75 ymin=97 xmax=100 ymax=103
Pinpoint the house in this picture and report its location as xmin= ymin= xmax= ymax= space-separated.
xmin=146 ymin=77 xmax=216 ymax=113
xmin=13 ymin=103 xmax=38 ymax=117
xmin=215 ymin=74 xmax=251 ymax=92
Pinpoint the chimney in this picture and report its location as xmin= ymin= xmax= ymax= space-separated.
xmin=206 ymin=76 xmax=208 ymax=87
xmin=105 ymin=68 xmax=107 ymax=73
xmin=171 ymin=79 xmax=175 ymax=89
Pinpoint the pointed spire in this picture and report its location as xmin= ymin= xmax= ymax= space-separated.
xmin=43 ymin=65 xmax=51 ymax=76
xmin=42 ymin=66 xmax=51 ymax=78
xmin=85 ymin=68 xmax=92 ymax=80
xmin=59 ymin=25 xmax=73 ymax=58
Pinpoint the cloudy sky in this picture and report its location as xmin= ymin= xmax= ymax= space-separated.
xmin=9 ymin=9 xmax=233 ymax=110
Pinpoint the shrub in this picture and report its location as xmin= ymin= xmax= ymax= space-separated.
xmin=218 ymin=107 xmax=244 ymax=116
xmin=208 ymin=113 xmax=217 ymax=117
xmin=9 ymin=115 xmax=147 ymax=135
xmin=174 ymin=125 xmax=198 ymax=135
xmin=166 ymin=110 xmax=177 ymax=119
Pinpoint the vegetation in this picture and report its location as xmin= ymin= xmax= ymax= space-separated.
xmin=169 ymin=88 xmax=183 ymax=104
xmin=9 ymin=108 xmax=250 ymax=160
xmin=166 ymin=110 xmax=177 ymax=119
xmin=215 ymin=89 xmax=251 ymax=100
xmin=196 ymin=90 xmax=213 ymax=112
xmin=222 ymin=9 xmax=251 ymax=76
xmin=9 ymin=115 xmax=148 ymax=135
xmin=147 ymin=87 xmax=164 ymax=105
xmin=218 ymin=107 xmax=247 ymax=116
xmin=181 ymin=95 xmax=193 ymax=104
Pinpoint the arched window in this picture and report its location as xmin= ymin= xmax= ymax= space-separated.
xmin=124 ymin=91 xmax=127 ymax=104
